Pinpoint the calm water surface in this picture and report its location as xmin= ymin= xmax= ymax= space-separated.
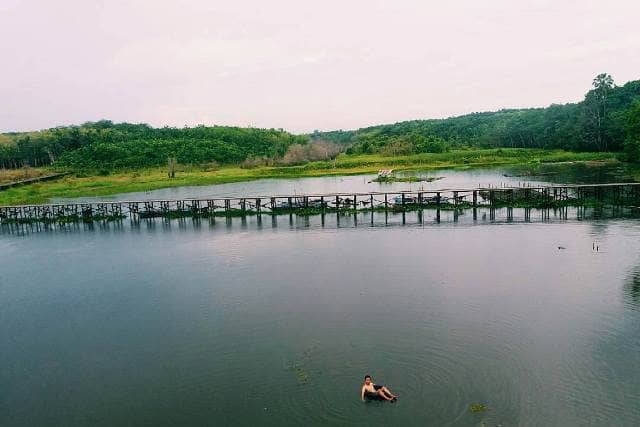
xmin=2 ymin=165 xmax=640 ymax=426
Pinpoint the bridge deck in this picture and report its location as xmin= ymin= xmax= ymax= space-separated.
xmin=1 ymin=182 xmax=639 ymax=224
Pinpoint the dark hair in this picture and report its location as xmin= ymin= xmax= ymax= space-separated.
xmin=364 ymin=374 xmax=371 ymax=380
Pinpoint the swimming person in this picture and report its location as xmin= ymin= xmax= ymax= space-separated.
xmin=361 ymin=374 xmax=397 ymax=401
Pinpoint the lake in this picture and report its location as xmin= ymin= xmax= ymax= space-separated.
xmin=2 ymin=163 xmax=640 ymax=426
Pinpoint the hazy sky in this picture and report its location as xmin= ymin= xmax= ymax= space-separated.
xmin=1 ymin=0 xmax=639 ymax=134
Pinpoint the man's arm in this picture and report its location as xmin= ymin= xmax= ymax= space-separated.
xmin=361 ymin=385 xmax=365 ymax=402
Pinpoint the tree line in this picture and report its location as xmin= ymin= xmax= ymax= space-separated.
xmin=0 ymin=122 xmax=308 ymax=170
xmin=2 ymin=74 xmax=639 ymax=170
xmin=311 ymin=74 xmax=640 ymax=161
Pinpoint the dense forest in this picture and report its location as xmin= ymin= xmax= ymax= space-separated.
xmin=1 ymin=74 xmax=639 ymax=170
xmin=311 ymin=74 xmax=640 ymax=161
xmin=0 ymin=123 xmax=308 ymax=170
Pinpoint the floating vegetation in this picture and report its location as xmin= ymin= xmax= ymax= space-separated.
xmin=286 ymin=342 xmax=321 ymax=385
xmin=371 ymin=175 xmax=444 ymax=183
xmin=287 ymin=362 xmax=310 ymax=384
xmin=470 ymin=403 xmax=488 ymax=413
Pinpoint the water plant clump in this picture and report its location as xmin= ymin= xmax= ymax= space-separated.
xmin=371 ymin=175 xmax=444 ymax=183
xmin=470 ymin=403 xmax=488 ymax=413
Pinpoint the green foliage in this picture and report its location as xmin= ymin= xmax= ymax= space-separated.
xmin=0 ymin=121 xmax=307 ymax=170
xmin=624 ymin=139 xmax=640 ymax=162
xmin=623 ymin=100 xmax=640 ymax=162
xmin=380 ymin=139 xmax=416 ymax=156
xmin=315 ymin=76 xmax=640 ymax=156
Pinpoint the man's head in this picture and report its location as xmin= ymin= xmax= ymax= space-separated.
xmin=364 ymin=375 xmax=372 ymax=385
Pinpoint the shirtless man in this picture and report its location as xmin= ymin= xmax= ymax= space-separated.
xmin=361 ymin=374 xmax=397 ymax=401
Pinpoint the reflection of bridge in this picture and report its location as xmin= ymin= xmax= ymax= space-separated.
xmin=1 ymin=183 xmax=640 ymax=224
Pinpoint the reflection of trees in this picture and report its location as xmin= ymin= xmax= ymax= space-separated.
xmin=589 ymin=221 xmax=609 ymax=237
xmin=624 ymin=266 xmax=640 ymax=307
xmin=503 ymin=162 xmax=635 ymax=185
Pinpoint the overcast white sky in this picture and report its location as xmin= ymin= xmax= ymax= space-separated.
xmin=1 ymin=0 xmax=639 ymax=134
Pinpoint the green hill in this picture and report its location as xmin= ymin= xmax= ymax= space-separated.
xmin=311 ymin=74 xmax=640 ymax=161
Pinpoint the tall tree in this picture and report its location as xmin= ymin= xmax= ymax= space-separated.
xmin=591 ymin=73 xmax=615 ymax=150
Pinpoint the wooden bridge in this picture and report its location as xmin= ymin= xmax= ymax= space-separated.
xmin=1 ymin=183 xmax=639 ymax=225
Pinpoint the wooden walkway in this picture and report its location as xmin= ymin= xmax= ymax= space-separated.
xmin=1 ymin=182 xmax=639 ymax=224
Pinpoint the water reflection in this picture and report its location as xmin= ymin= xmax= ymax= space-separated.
xmin=504 ymin=161 xmax=638 ymax=185
xmin=3 ymin=206 xmax=640 ymax=237
xmin=624 ymin=267 xmax=640 ymax=309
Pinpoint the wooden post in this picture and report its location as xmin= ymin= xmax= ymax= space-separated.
xmin=384 ymin=193 xmax=388 ymax=210
xmin=256 ymin=198 xmax=261 ymax=213
xmin=353 ymin=194 xmax=357 ymax=211
xmin=436 ymin=192 xmax=441 ymax=207
xmin=336 ymin=195 xmax=340 ymax=210
xmin=453 ymin=191 xmax=458 ymax=207
xmin=473 ymin=190 xmax=477 ymax=207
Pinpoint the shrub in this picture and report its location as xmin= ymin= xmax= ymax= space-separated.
xmin=381 ymin=140 xmax=415 ymax=157
xmin=623 ymin=138 xmax=640 ymax=162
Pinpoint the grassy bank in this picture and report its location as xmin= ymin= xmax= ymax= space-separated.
xmin=0 ymin=149 xmax=620 ymax=205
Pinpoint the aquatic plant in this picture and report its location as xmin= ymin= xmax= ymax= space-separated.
xmin=470 ymin=403 xmax=488 ymax=413
xmin=371 ymin=175 xmax=444 ymax=183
